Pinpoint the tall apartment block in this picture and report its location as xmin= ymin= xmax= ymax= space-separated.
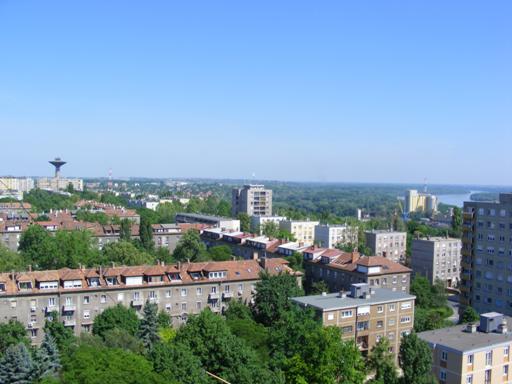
xmin=231 ymin=185 xmax=272 ymax=217
xmin=460 ymin=193 xmax=512 ymax=315
xmin=292 ymin=283 xmax=415 ymax=359
xmin=411 ymin=237 xmax=462 ymax=288
xmin=314 ymin=224 xmax=358 ymax=249
xmin=405 ymin=189 xmax=438 ymax=215
xmin=365 ymin=230 xmax=407 ymax=263
xmin=419 ymin=312 xmax=512 ymax=384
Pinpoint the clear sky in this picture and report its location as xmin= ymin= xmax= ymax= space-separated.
xmin=0 ymin=1 xmax=511 ymax=185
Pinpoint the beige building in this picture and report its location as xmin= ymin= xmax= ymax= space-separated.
xmin=365 ymin=230 xmax=407 ymax=263
xmin=0 ymin=258 xmax=298 ymax=344
xmin=280 ymin=219 xmax=320 ymax=245
xmin=36 ymin=177 xmax=83 ymax=192
xmin=0 ymin=177 xmax=34 ymax=194
xmin=231 ymin=184 xmax=272 ymax=217
xmin=405 ymin=189 xmax=438 ymax=215
xmin=292 ymin=283 xmax=415 ymax=358
xmin=419 ymin=312 xmax=512 ymax=384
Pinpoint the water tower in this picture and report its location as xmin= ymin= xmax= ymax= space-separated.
xmin=49 ymin=157 xmax=66 ymax=178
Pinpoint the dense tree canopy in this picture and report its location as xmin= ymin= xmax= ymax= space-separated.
xmin=93 ymin=304 xmax=140 ymax=339
xmin=173 ymin=229 xmax=207 ymax=262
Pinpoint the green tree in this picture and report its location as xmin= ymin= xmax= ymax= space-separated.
xmin=399 ymin=333 xmax=435 ymax=384
xmin=52 ymin=230 xmax=100 ymax=269
xmin=208 ymin=245 xmax=233 ymax=261
xmin=101 ymin=241 xmax=154 ymax=266
xmin=60 ymin=343 xmax=166 ymax=384
xmin=309 ymin=280 xmax=330 ymax=295
xmin=216 ymin=200 xmax=231 ymax=217
xmin=157 ymin=311 xmax=171 ymax=328
xmin=103 ymin=328 xmax=144 ymax=354
xmin=44 ymin=312 xmax=75 ymax=352
xmin=460 ymin=306 xmax=479 ymax=324
xmin=176 ymin=310 xmax=279 ymax=384
xmin=368 ymin=337 xmax=398 ymax=384
xmin=173 ymin=229 xmax=207 ymax=262
xmin=261 ymin=221 xmax=280 ymax=238
xmin=0 ymin=343 xmax=36 ymax=384
xmin=92 ymin=304 xmax=140 ymax=339
xmin=285 ymin=251 xmax=303 ymax=272
xmin=138 ymin=302 xmax=160 ymax=351
xmin=18 ymin=224 xmax=57 ymax=269
xmin=252 ymin=272 xmax=304 ymax=326
xmin=119 ymin=219 xmax=132 ymax=241
xmin=410 ymin=276 xmax=433 ymax=308
xmin=139 ymin=215 xmax=154 ymax=251
xmin=0 ymin=320 xmax=30 ymax=355
xmin=238 ymin=213 xmax=251 ymax=232
xmin=451 ymin=206 xmax=462 ymax=233
xmin=149 ymin=342 xmax=209 ymax=384
xmin=34 ymin=333 xmax=61 ymax=379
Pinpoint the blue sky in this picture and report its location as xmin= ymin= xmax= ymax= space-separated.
xmin=0 ymin=1 xmax=511 ymax=185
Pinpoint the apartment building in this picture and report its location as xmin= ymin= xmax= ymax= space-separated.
xmin=419 ymin=312 xmax=512 ymax=384
xmin=250 ymin=215 xmax=286 ymax=233
xmin=405 ymin=189 xmax=438 ymax=215
xmin=304 ymin=247 xmax=412 ymax=293
xmin=36 ymin=177 xmax=83 ymax=192
xmin=291 ymin=283 xmax=415 ymax=358
xmin=280 ymin=219 xmax=320 ymax=246
xmin=411 ymin=237 xmax=462 ymax=287
xmin=0 ymin=177 xmax=34 ymax=194
xmin=365 ymin=230 xmax=407 ymax=263
xmin=0 ymin=258 xmax=298 ymax=344
xmin=231 ymin=184 xmax=272 ymax=217
xmin=314 ymin=224 xmax=358 ymax=249
xmin=460 ymin=193 xmax=512 ymax=315
xmin=175 ymin=212 xmax=239 ymax=232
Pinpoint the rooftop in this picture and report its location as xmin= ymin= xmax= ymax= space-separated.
xmin=291 ymin=288 xmax=415 ymax=311
xmin=418 ymin=317 xmax=512 ymax=353
xmin=176 ymin=212 xmax=236 ymax=222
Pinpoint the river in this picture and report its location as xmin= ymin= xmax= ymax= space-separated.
xmin=437 ymin=191 xmax=483 ymax=207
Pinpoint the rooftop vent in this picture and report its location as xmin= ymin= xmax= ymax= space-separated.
xmin=479 ymin=312 xmax=505 ymax=333
xmin=465 ymin=323 xmax=478 ymax=333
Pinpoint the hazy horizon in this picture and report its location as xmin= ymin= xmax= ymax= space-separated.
xmin=1 ymin=1 xmax=511 ymax=185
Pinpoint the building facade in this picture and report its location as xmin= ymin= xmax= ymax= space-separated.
xmin=365 ymin=230 xmax=407 ymax=263
xmin=280 ymin=220 xmax=320 ymax=246
xmin=304 ymin=247 xmax=412 ymax=293
xmin=411 ymin=237 xmax=462 ymax=287
xmin=314 ymin=224 xmax=358 ymax=249
xmin=0 ymin=177 xmax=34 ymax=194
xmin=175 ymin=212 xmax=239 ymax=232
xmin=0 ymin=259 xmax=298 ymax=344
xmin=36 ymin=177 xmax=84 ymax=192
xmin=405 ymin=189 xmax=438 ymax=215
xmin=292 ymin=283 xmax=415 ymax=358
xmin=231 ymin=184 xmax=272 ymax=217
xmin=250 ymin=215 xmax=286 ymax=234
xmin=419 ymin=312 xmax=512 ymax=384
xmin=460 ymin=193 xmax=512 ymax=315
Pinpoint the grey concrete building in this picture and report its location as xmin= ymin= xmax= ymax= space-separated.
xmin=365 ymin=230 xmax=407 ymax=263
xmin=0 ymin=259 xmax=299 ymax=344
xmin=232 ymin=185 xmax=272 ymax=217
xmin=175 ymin=213 xmax=240 ymax=232
xmin=460 ymin=193 xmax=512 ymax=316
xmin=411 ymin=237 xmax=462 ymax=287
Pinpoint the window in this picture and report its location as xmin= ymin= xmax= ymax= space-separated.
xmin=133 ymin=292 xmax=140 ymax=300
xmin=83 ymin=310 xmax=90 ymax=319
xmin=440 ymin=370 xmax=446 ymax=381
xmin=485 ymin=351 xmax=493 ymax=366
xmin=504 ymin=365 xmax=509 ymax=377
xmin=467 ymin=354 xmax=474 ymax=365
xmin=485 ymin=369 xmax=491 ymax=384
xmin=341 ymin=326 xmax=353 ymax=334
xmin=356 ymin=321 xmax=369 ymax=331
xmin=505 ymin=346 xmax=510 ymax=357
xmin=196 ymin=302 xmax=202 ymax=310
xmin=48 ymin=298 xmax=56 ymax=307
xmin=401 ymin=302 xmax=412 ymax=310
xmin=165 ymin=290 xmax=171 ymax=298
xmin=238 ymin=284 xmax=243 ymax=292
xmin=196 ymin=287 xmax=202 ymax=296
xmin=377 ymin=305 xmax=383 ymax=313
xmin=341 ymin=310 xmax=353 ymax=318
xmin=441 ymin=351 xmax=448 ymax=361
xmin=181 ymin=288 xmax=187 ymax=297
xmin=149 ymin=291 xmax=157 ymax=299
xmin=327 ymin=313 xmax=334 ymax=321
xmin=388 ymin=318 xmax=396 ymax=326
xmin=65 ymin=297 xmax=72 ymax=306
xmin=466 ymin=374 xmax=473 ymax=384
xmin=181 ymin=303 xmax=187 ymax=311
xmin=117 ymin=293 xmax=124 ymax=302
xmin=377 ymin=320 xmax=383 ymax=328
xmin=100 ymin=295 xmax=107 ymax=303
xmin=388 ymin=304 xmax=395 ymax=312
xmin=400 ymin=316 xmax=411 ymax=324
xmin=83 ymin=296 xmax=90 ymax=304
xmin=30 ymin=329 xmax=38 ymax=338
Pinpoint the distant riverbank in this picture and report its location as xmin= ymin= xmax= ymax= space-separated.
xmin=437 ymin=191 xmax=483 ymax=207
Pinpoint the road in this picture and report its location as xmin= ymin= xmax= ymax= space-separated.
xmin=447 ymin=294 xmax=460 ymax=324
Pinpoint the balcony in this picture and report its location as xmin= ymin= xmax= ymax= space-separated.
xmin=27 ymin=321 xmax=38 ymax=329
xmin=131 ymin=298 xmax=143 ymax=306
xmin=63 ymin=304 xmax=76 ymax=312
xmin=63 ymin=319 xmax=76 ymax=327
xmin=209 ymin=292 xmax=220 ymax=300
xmin=222 ymin=292 xmax=234 ymax=300
xmin=148 ymin=297 xmax=159 ymax=304
xmin=463 ymin=212 xmax=474 ymax=220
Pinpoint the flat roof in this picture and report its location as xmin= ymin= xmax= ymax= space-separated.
xmin=291 ymin=288 xmax=415 ymax=311
xmin=418 ymin=318 xmax=512 ymax=353
xmin=365 ymin=229 xmax=406 ymax=235
xmin=176 ymin=212 xmax=236 ymax=222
